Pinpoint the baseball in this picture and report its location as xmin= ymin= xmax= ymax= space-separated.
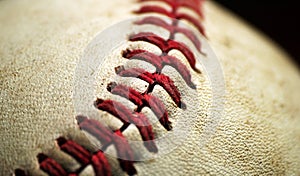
xmin=1 ymin=0 xmax=299 ymax=175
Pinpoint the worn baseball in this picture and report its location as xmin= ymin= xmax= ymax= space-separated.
xmin=1 ymin=0 xmax=299 ymax=175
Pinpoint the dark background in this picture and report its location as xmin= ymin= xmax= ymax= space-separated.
xmin=215 ymin=1 xmax=299 ymax=67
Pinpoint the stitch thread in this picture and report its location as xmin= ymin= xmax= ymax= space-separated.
xmin=135 ymin=17 xmax=203 ymax=52
xmin=15 ymin=0 xmax=205 ymax=175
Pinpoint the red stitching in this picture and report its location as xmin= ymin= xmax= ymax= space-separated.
xmin=129 ymin=32 xmax=202 ymax=72
xmin=37 ymin=153 xmax=71 ymax=176
xmin=134 ymin=0 xmax=206 ymax=36
xmin=137 ymin=0 xmax=205 ymax=19
xmin=77 ymin=116 xmax=137 ymax=175
xmin=107 ymin=82 xmax=173 ymax=130
xmin=15 ymin=0 xmax=205 ymax=175
xmin=135 ymin=17 xmax=203 ymax=52
xmin=122 ymin=49 xmax=197 ymax=88
xmin=115 ymin=66 xmax=186 ymax=109
xmin=94 ymin=98 xmax=158 ymax=152
xmin=57 ymin=137 xmax=91 ymax=166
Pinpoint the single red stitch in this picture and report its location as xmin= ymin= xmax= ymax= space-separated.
xmin=134 ymin=17 xmax=202 ymax=52
xmin=94 ymin=98 xmax=158 ymax=153
xmin=113 ymin=130 xmax=137 ymax=175
xmin=137 ymin=0 xmax=205 ymax=19
xmin=57 ymin=137 xmax=91 ymax=166
xmin=107 ymin=82 xmax=172 ymax=131
xmin=135 ymin=5 xmax=175 ymax=17
xmin=176 ymin=13 xmax=206 ymax=37
xmin=129 ymin=32 xmax=202 ymax=73
xmin=123 ymin=49 xmax=197 ymax=88
xmin=107 ymin=82 xmax=144 ymax=108
xmin=76 ymin=115 xmax=114 ymax=145
xmin=115 ymin=66 xmax=186 ymax=109
xmin=37 ymin=153 xmax=72 ymax=176
xmin=91 ymin=151 xmax=112 ymax=176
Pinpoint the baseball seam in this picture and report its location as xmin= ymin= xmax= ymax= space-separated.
xmin=15 ymin=0 xmax=205 ymax=175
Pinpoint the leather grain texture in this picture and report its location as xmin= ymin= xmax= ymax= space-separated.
xmin=0 ymin=0 xmax=299 ymax=175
